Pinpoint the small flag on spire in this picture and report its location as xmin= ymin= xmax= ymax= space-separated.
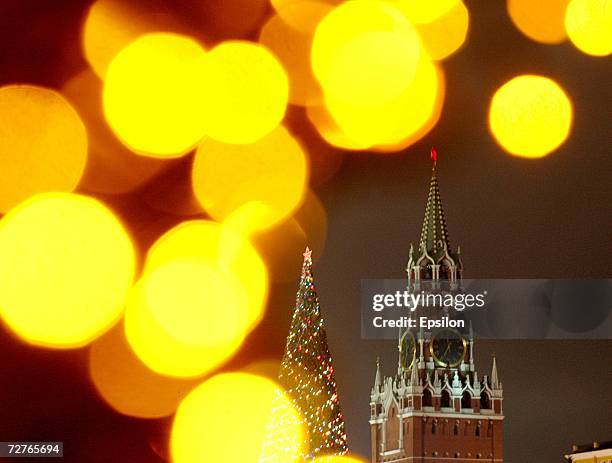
xmin=430 ymin=147 xmax=437 ymax=164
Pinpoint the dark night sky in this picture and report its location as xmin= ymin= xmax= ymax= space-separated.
xmin=0 ymin=1 xmax=611 ymax=462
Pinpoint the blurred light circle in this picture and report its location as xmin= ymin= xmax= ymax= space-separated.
xmin=103 ymin=33 xmax=208 ymax=158
xmin=325 ymin=55 xmax=443 ymax=147
xmin=192 ymin=125 xmax=308 ymax=230
xmin=273 ymin=0 xmax=335 ymax=34
xmin=125 ymin=260 xmax=248 ymax=378
xmin=507 ymin=0 xmax=570 ymax=44
xmin=489 ymin=75 xmax=573 ymax=158
xmin=416 ymin=0 xmax=470 ymax=60
xmin=171 ymin=373 xmax=305 ymax=463
xmin=549 ymin=280 xmax=612 ymax=332
xmin=202 ymin=41 xmax=289 ymax=144
xmin=306 ymin=105 xmax=373 ymax=151
xmin=243 ymin=358 xmax=281 ymax=380
xmin=174 ymin=0 xmax=269 ymax=40
xmin=372 ymin=63 xmax=445 ymax=152
xmin=89 ymin=324 xmax=200 ymax=418
xmin=324 ymin=30 xmax=421 ymax=106
xmin=272 ymin=0 xmax=343 ymax=18
xmin=0 ymin=193 xmax=135 ymax=348
xmin=82 ymin=0 xmax=184 ymax=78
xmin=0 ymin=85 xmax=87 ymax=213
xmin=394 ymin=0 xmax=459 ymax=24
xmin=146 ymin=220 xmax=268 ymax=331
xmin=565 ymin=0 xmax=612 ymax=56
xmin=312 ymin=0 xmax=422 ymax=105
xmin=252 ymin=190 xmax=327 ymax=283
xmin=62 ymin=70 xmax=167 ymax=194
xmin=259 ymin=13 xmax=324 ymax=106
xmin=146 ymin=259 xmax=248 ymax=346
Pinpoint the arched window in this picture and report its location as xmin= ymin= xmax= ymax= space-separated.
xmin=453 ymin=423 xmax=459 ymax=436
xmin=475 ymin=424 xmax=481 ymax=437
xmin=461 ymin=391 xmax=472 ymax=409
xmin=480 ymin=391 xmax=491 ymax=409
xmin=439 ymin=262 xmax=452 ymax=280
xmin=420 ymin=261 xmax=433 ymax=279
xmin=432 ymin=421 xmax=437 ymax=435
xmin=423 ymin=388 xmax=433 ymax=407
xmin=441 ymin=390 xmax=451 ymax=408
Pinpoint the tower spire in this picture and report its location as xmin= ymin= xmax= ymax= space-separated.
xmin=397 ymin=328 xmax=403 ymax=376
xmin=374 ymin=357 xmax=382 ymax=391
xmin=419 ymin=147 xmax=449 ymax=255
xmin=491 ymin=353 xmax=500 ymax=389
xmin=406 ymin=147 xmax=463 ymax=284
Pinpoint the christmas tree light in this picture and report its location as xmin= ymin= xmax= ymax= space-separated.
xmin=261 ymin=247 xmax=348 ymax=461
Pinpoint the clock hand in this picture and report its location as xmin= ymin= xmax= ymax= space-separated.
xmin=443 ymin=342 xmax=451 ymax=358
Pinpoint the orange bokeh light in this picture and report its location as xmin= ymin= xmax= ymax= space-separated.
xmin=0 ymin=85 xmax=87 ymax=212
xmin=62 ymin=70 xmax=167 ymax=194
xmin=89 ymin=323 xmax=200 ymax=418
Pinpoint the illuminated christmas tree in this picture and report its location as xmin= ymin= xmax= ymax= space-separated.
xmin=265 ymin=247 xmax=348 ymax=460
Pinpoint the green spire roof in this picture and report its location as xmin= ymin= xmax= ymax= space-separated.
xmin=419 ymin=165 xmax=450 ymax=256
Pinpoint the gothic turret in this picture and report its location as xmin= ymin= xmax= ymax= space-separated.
xmin=491 ymin=354 xmax=500 ymax=389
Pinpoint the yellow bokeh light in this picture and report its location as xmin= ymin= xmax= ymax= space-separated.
xmin=0 ymin=85 xmax=87 ymax=213
xmin=125 ymin=259 xmax=249 ymax=378
xmin=82 ymin=0 xmax=183 ymax=79
xmin=103 ymin=33 xmax=208 ymax=158
xmin=192 ymin=125 xmax=308 ymax=230
xmin=259 ymin=13 xmax=324 ymax=106
xmin=201 ymin=41 xmax=289 ymax=144
xmin=489 ymin=75 xmax=573 ymax=158
xmin=325 ymin=55 xmax=444 ymax=147
xmin=273 ymin=0 xmax=335 ymax=34
xmin=0 ymin=193 xmax=135 ymax=348
xmin=146 ymin=220 xmax=268 ymax=330
xmin=62 ymin=70 xmax=167 ymax=194
xmin=312 ymin=0 xmax=422 ymax=106
xmin=325 ymin=30 xmax=421 ymax=106
xmin=393 ymin=0 xmax=459 ymax=24
xmin=171 ymin=373 xmax=305 ymax=463
xmin=565 ymin=0 xmax=612 ymax=56
xmin=306 ymin=105 xmax=373 ymax=151
xmin=272 ymin=0 xmax=343 ymax=19
xmin=89 ymin=324 xmax=199 ymax=418
xmin=416 ymin=0 xmax=469 ymax=60
xmin=508 ymin=0 xmax=569 ymax=44
xmin=145 ymin=259 xmax=248 ymax=346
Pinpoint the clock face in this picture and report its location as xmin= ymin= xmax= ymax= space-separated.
xmin=400 ymin=330 xmax=417 ymax=369
xmin=430 ymin=329 xmax=467 ymax=368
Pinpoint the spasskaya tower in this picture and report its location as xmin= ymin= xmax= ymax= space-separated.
xmin=369 ymin=150 xmax=504 ymax=463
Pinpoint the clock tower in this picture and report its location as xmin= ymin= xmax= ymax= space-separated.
xmin=369 ymin=154 xmax=504 ymax=462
